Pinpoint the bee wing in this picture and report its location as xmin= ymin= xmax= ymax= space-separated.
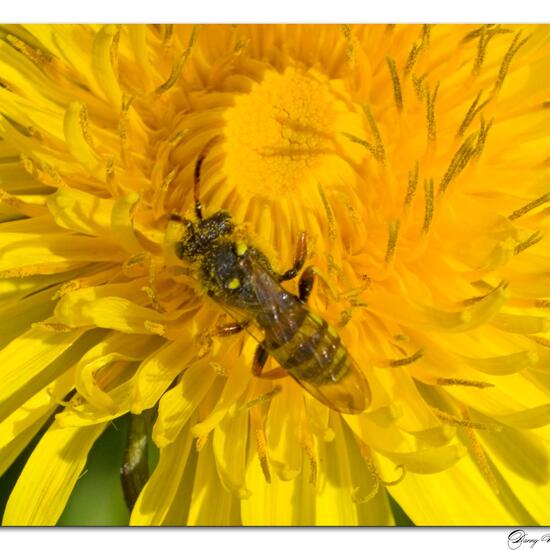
xmin=240 ymin=256 xmax=370 ymax=414
xmin=244 ymin=256 xmax=304 ymax=346
xmin=212 ymin=256 xmax=293 ymax=346
xmin=291 ymin=353 xmax=371 ymax=414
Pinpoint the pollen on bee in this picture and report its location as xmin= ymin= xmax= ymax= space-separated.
xmin=235 ymin=241 xmax=248 ymax=256
xmin=228 ymin=277 xmax=241 ymax=289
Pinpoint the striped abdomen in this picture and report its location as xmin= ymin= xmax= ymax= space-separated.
xmin=254 ymin=288 xmax=370 ymax=413
xmin=264 ymin=309 xmax=351 ymax=385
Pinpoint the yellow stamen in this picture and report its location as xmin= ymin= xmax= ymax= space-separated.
xmin=105 ymin=156 xmax=116 ymax=194
xmin=404 ymin=41 xmax=421 ymax=77
xmin=0 ymin=263 xmax=75 ymax=278
xmin=110 ymin=27 xmax=120 ymax=75
xmin=31 ymin=321 xmax=73 ymax=333
xmin=473 ymin=117 xmax=493 ymax=159
xmin=412 ymin=72 xmax=427 ymax=101
xmin=457 ymin=91 xmax=489 ymax=137
xmin=431 ymin=407 xmax=501 ymax=431
xmin=143 ymin=321 xmax=166 ymax=336
xmin=514 ymin=231 xmax=543 ymax=255
xmin=64 ymin=102 xmax=101 ymax=173
xmin=386 ymin=56 xmax=403 ymax=111
xmin=0 ymin=189 xmax=45 ymax=217
xmin=359 ymin=442 xmax=406 ymax=493
xmin=361 ymin=103 xmax=385 ymax=161
xmin=162 ymin=168 xmax=177 ymax=192
xmin=163 ymin=24 xmax=174 ymax=44
xmin=380 ymin=464 xmax=406 ymax=487
xmin=317 ymin=183 xmax=336 ymax=241
xmin=462 ymin=24 xmax=512 ymax=42
xmin=384 ymin=219 xmax=400 ymax=265
xmin=469 ymin=26 xmax=514 ymax=76
xmin=426 ymin=82 xmax=439 ymax=142
xmin=197 ymin=331 xmax=214 ymax=358
xmin=338 ymin=309 xmax=353 ymax=327
xmin=438 ymin=133 xmax=477 ymax=194
xmin=421 ymin=24 xmax=432 ymax=46
xmin=155 ymin=25 xmax=199 ymax=94
xmin=508 ymin=193 xmax=550 ymax=221
xmin=118 ymin=95 xmax=134 ymax=156
xmin=385 ymin=348 xmax=424 ymax=368
xmin=5 ymin=34 xmax=54 ymax=67
xmin=528 ymin=335 xmax=550 ymax=349
xmin=341 ymin=24 xmax=355 ymax=64
xmin=92 ymin=25 xmax=122 ymax=108
xmin=341 ymin=132 xmax=379 ymax=161
xmin=493 ymin=31 xmax=530 ymax=94
xmin=351 ymin=484 xmax=379 ymax=505
xmin=142 ymin=286 xmax=164 ymax=313
xmin=122 ymin=252 xmax=150 ymax=275
xmin=244 ymin=386 xmax=282 ymax=409
xmin=422 ymin=178 xmax=434 ymax=234
xmin=52 ymin=267 xmax=119 ymax=300
xmin=402 ymin=161 xmax=419 ymax=212
xmin=338 ymin=280 xmax=371 ymax=301
xmin=250 ymin=408 xmax=271 ymax=483
xmin=473 ymin=27 xmax=490 ymax=75
xmin=302 ymin=431 xmax=318 ymax=485
xmin=310 ymin=267 xmax=339 ymax=301
xmin=462 ymin=407 xmax=500 ymax=495
xmin=435 ymin=377 xmax=494 ymax=389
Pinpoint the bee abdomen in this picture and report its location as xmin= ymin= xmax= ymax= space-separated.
xmin=284 ymin=318 xmax=328 ymax=370
xmin=272 ymin=312 xmax=350 ymax=385
xmin=290 ymin=339 xmax=349 ymax=384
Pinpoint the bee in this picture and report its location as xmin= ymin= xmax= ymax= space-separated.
xmin=170 ymin=137 xmax=370 ymax=414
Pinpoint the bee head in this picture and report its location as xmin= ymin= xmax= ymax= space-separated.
xmin=175 ymin=210 xmax=234 ymax=261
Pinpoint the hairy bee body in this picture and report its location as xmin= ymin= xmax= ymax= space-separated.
xmin=173 ymin=210 xmax=369 ymax=414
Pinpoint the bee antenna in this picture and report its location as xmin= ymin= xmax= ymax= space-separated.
xmin=194 ymin=136 xmax=222 ymax=220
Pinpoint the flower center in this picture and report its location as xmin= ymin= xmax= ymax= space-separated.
xmin=222 ymin=66 xmax=359 ymax=202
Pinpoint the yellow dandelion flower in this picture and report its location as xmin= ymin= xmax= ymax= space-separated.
xmin=0 ymin=23 xmax=549 ymax=526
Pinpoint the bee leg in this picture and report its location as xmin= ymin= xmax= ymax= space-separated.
xmin=169 ymin=212 xmax=194 ymax=232
xmin=215 ymin=320 xmax=250 ymax=336
xmin=298 ymin=265 xmax=316 ymax=303
xmin=252 ymin=343 xmax=288 ymax=379
xmin=121 ymin=412 xmax=150 ymax=511
xmin=278 ymin=231 xmax=307 ymax=282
